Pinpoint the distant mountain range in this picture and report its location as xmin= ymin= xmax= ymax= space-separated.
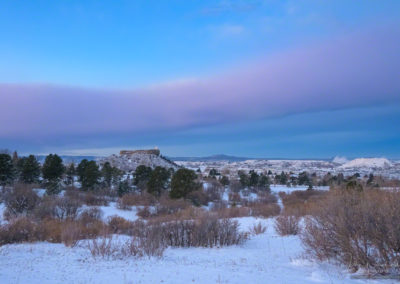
xmin=169 ymin=154 xmax=249 ymax=162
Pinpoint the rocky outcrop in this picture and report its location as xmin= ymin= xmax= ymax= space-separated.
xmin=100 ymin=149 xmax=179 ymax=172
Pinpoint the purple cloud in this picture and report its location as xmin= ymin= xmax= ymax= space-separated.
xmin=0 ymin=26 xmax=399 ymax=140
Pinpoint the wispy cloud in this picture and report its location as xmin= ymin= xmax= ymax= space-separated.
xmin=212 ymin=24 xmax=245 ymax=37
xmin=0 ymin=25 xmax=399 ymax=145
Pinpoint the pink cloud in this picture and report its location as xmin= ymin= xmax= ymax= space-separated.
xmin=0 ymin=26 xmax=399 ymax=139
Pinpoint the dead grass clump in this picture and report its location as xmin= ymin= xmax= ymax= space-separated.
xmin=301 ymin=189 xmax=400 ymax=275
xmin=249 ymin=222 xmax=267 ymax=235
xmin=274 ymin=214 xmax=300 ymax=236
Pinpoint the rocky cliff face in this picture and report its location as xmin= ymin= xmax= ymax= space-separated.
xmin=100 ymin=150 xmax=179 ymax=172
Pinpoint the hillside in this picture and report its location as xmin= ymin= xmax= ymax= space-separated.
xmin=100 ymin=149 xmax=179 ymax=172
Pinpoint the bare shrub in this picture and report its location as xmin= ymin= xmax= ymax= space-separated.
xmin=83 ymin=192 xmax=109 ymax=206
xmin=229 ymin=192 xmax=242 ymax=204
xmin=33 ymin=196 xmax=81 ymax=221
xmin=3 ymin=184 xmax=40 ymax=219
xmin=156 ymin=196 xmax=191 ymax=215
xmin=117 ymin=193 xmax=155 ymax=210
xmin=186 ymin=190 xmax=209 ymax=206
xmin=142 ymin=214 xmax=248 ymax=248
xmin=78 ymin=208 xmax=107 ymax=239
xmin=136 ymin=206 xmax=152 ymax=218
xmin=87 ymin=235 xmax=118 ymax=258
xmin=230 ymin=180 xmax=242 ymax=193
xmin=275 ymin=214 xmax=300 ymax=236
xmin=213 ymin=206 xmax=251 ymax=218
xmin=249 ymin=222 xmax=267 ymax=235
xmin=137 ymin=225 xmax=166 ymax=257
xmin=54 ymin=196 xmax=81 ymax=220
xmin=79 ymin=207 xmax=103 ymax=223
xmin=249 ymin=203 xmax=281 ymax=218
xmin=204 ymin=182 xmax=222 ymax=201
xmin=121 ymin=237 xmax=144 ymax=257
xmin=61 ymin=221 xmax=81 ymax=247
xmin=39 ymin=218 xmax=63 ymax=243
xmin=301 ymin=189 xmax=400 ymax=275
xmin=107 ymin=216 xmax=133 ymax=234
xmin=210 ymin=200 xmax=228 ymax=211
xmin=0 ymin=217 xmax=39 ymax=245
xmin=280 ymin=190 xmax=326 ymax=216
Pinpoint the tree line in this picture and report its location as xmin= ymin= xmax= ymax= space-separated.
xmin=0 ymin=152 xmax=200 ymax=200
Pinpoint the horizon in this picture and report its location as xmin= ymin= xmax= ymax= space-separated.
xmin=1 ymin=1 xmax=400 ymax=158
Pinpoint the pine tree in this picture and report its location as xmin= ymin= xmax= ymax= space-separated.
xmin=249 ymin=170 xmax=259 ymax=187
xmin=147 ymin=166 xmax=170 ymax=196
xmin=220 ymin=176 xmax=230 ymax=186
xmin=65 ymin=163 xmax=76 ymax=185
xmin=42 ymin=154 xmax=65 ymax=194
xmin=77 ymin=160 xmax=100 ymax=190
xmin=118 ymin=180 xmax=131 ymax=197
xmin=170 ymin=168 xmax=198 ymax=199
xmin=101 ymin=162 xmax=114 ymax=188
xmin=20 ymin=155 xmax=41 ymax=184
xmin=134 ymin=165 xmax=152 ymax=190
xmin=0 ymin=154 xmax=14 ymax=185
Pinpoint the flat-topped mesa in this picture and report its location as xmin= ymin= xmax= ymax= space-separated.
xmin=120 ymin=149 xmax=160 ymax=156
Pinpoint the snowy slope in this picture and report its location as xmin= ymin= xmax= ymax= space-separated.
xmin=340 ymin=158 xmax=392 ymax=169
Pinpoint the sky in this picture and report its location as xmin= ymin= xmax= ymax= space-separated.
xmin=0 ymin=0 xmax=400 ymax=158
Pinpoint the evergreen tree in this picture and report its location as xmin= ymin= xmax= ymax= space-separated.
xmin=209 ymin=168 xmax=219 ymax=178
xmin=238 ymin=170 xmax=249 ymax=187
xmin=279 ymin=171 xmax=288 ymax=185
xmin=249 ymin=170 xmax=259 ymax=187
xmin=298 ymin=171 xmax=310 ymax=185
xmin=118 ymin=180 xmax=131 ymax=197
xmin=367 ymin=173 xmax=374 ymax=185
xmin=77 ymin=160 xmax=100 ymax=190
xmin=65 ymin=163 xmax=76 ymax=185
xmin=170 ymin=168 xmax=198 ymax=199
xmin=42 ymin=154 xmax=65 ymax=194
xmin=134 ymin=165 xmax=152 ymax=190
xmin=0 ymin=154 xmax=14 ymax=185
xmin=20 ymin=155 xmax=41 ymax=184
xmin=258 ymin=174 xmax=270 ymax=188
xmin=147 ymin=166 xmax=170 ymax=196
xmin=101 ymin=162 xmax=114 ymax=187
xmin=220 ymin=175 xmax=230 ymax=187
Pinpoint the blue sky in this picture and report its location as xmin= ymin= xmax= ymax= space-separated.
xmin=0 ymin=0 xmax=399 ymax=158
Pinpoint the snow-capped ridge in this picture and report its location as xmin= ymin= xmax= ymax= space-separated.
xmin=340 ymin=158 xmax=392 ymax=169
xmin=332 ymin=156 xmax=348 ymax=164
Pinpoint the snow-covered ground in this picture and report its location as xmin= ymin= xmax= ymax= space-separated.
xmin=270 ymin=185 xmax=329 ymax=194
xmin=0 ymin=215 xmax=396 ymax=283
xmin=0 ymin=185 xmax=398 ymax=283
xmin=98 ymin=202 xmax=139 ymax=222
